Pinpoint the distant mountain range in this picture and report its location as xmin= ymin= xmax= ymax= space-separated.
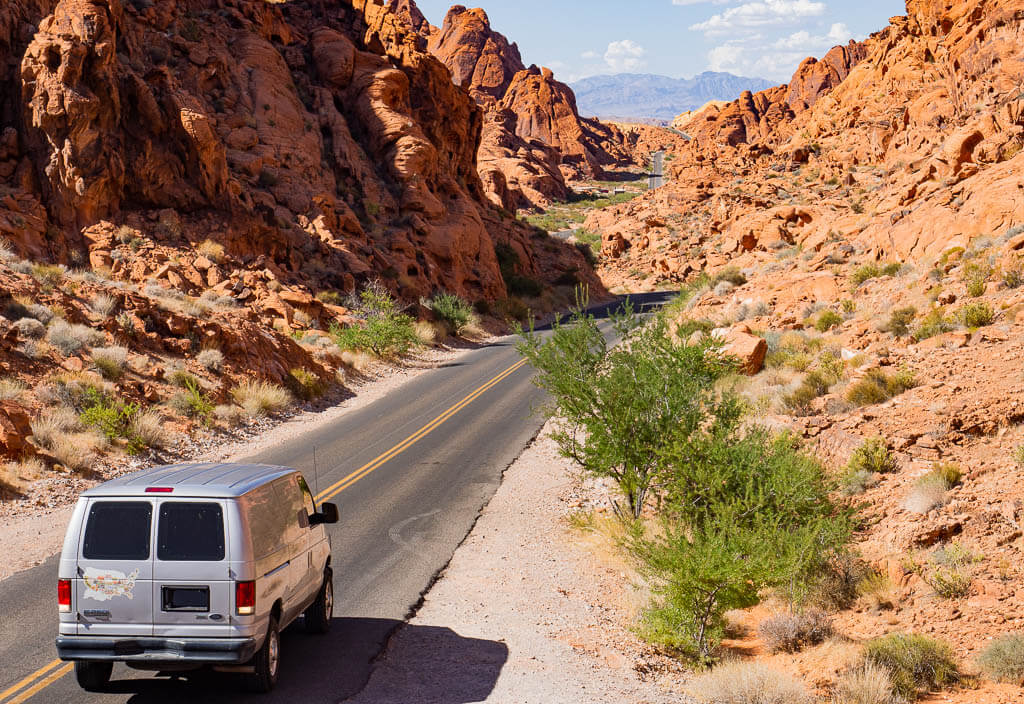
xmin=571 ymin=72 xmax=775 ymax=121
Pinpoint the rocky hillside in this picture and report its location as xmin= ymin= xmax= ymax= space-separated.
xmin=0 ymin=0 xmax=601 ymax=498
xmin=578 ymin=1 xmax=1024 ymax=698
xmin=0 ymin=0 xmax=594 ymax=304
xmin=571 ymin=72 xmax=775 ymax=122
xmin=426 ymin=5 xmax=642 ymax=210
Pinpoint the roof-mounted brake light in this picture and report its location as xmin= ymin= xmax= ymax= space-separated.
xmin=145 ymin=487 xmax=174 ymax=493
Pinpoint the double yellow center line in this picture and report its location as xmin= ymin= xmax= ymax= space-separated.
xmin=315 ymin=358 xmax=527 ymax=503
xmin=0 ymin=661 xmax=73 ymax=704
xmin=1 ymin=356 xmax=529 ymax=703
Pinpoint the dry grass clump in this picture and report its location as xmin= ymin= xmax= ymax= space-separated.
xmin=413 ymin=320 xmax=446 ymax=346
xmin=231 ymin=381 xmax=292 ymax=417
xmin=47 ymin=319 xmax=104 ymax=356
xmin=50 ymin=432 xmax=101 ymax=472
xmin=832 ymin=663 xmax=901 ymax=704
xmin=129 ymin=410 xmax=169 ymax=449
xmin=759 ymin=609 xmax=834 ymax=654
xmin=89 ymin=294 xmax=117 ymax=318
xmin=0 ymin=456 xmax=46 ymax=494
xmin=904 ymin=463 xmax=961 ymax=514
xmin=90 ymin=346 xmax=128 ymax=381
xmin=196 ymin=239 xmax=226 ymax=263
xmin=687 ymin=660 xmax=812 ymax=704
xmin=14 ymin=317 xmax=45 ymax=339
xmin=0 ymin=377 xmax=28 ymax=401
xmin=196 ymin=348 xmax=225 ymax=372
xmin=857 ymin=570 xmax=897 ymax=610
xmin=30 ymin=407 xmax=85 ymax=449
xmin=214 ymin=404 xmax=246 ymax=427
xmin=340 ymin=349 xmax=375 ymax=373
xmin=977 ymin=633 xmax=1024 ymax=685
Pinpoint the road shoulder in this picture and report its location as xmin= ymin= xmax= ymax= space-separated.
xmin=343 ymin=420 xmax=688 ymax=704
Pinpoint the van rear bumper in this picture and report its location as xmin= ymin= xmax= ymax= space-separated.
xmin=56 ymin=635 xmax=259 ymax=664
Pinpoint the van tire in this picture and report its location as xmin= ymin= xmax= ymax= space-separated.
xmin=75 ymin=661 xmax=113 ymax=691
xmin=248 ymin=616 xmax=280 ymax=693
xmin=304 ymin=568 xmax=333 ymax=634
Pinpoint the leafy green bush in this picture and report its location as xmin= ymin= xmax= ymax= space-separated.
xmin=91 ymin=346 xmax=127 ymax=381
xmin=964 ymin=262 xmax=989 ymax=297
xmin=517 ymin=307 xmax=738 ymax=519
xmin=507 ymin=273 xmax=543 ymax=297
xmin=426 ymin=292 xmax=473 ymax=334
xmin=330 ymin=285 xmax=418 ymax=357
xmin=882 ymin=262 xmax=902 ymax=276
xmin=846 ymin=368 xmax=916 ymax=407
xmin=957 ymin=301 xmax=994 ymax=328
xmin=977 ymin=634 xmax=1024 ymax=685
xmin=863 ymin=633 xmax=958 ymax=699
xmin=634 ymin=430 xmax=853 ymax=660
xmin=816 ymin=310 xmax=843 ymax=332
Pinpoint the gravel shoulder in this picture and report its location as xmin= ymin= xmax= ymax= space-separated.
xmin=0 ymin=342 xmax=489 ymax=582
xmin=343 ymin=420 xmax=689 ymax=704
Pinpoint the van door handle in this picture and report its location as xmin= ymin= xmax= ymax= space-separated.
xmin=264 ymin=561 xmax=290 ymax=578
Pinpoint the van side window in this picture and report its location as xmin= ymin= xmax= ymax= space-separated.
xmin=297 ymin=476 xmax=315 ymax=516
xmin=158 ymin=503 xmax=225 ymax=561
xmin=83 ymin=502 xmax=152 ymax=560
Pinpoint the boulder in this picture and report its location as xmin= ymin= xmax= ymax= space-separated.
xmin=0 ymin=401 xmax=34 ymax=460
xmin=717 ymin=325 xmax=767 ymax=375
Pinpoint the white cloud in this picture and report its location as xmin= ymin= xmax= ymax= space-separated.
xmin=672 ymin=0 xmax=730 ymax=5
xmin=690 ymin=0 xmax=826 ymax=36
xmin=772 ymin=22 xmax=852 ymax=49
xmin=603 ymin=40 xmax=648 ymax=72
xmin=581 ymin=50 xmax=600 ymax=60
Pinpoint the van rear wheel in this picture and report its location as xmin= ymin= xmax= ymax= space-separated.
xmin=75 ymin=661 xmax=112 ymax=692
xmin=304 ymin=568 xmax=333 ymax=634
xmin=248 ymin=616 xmax=280 ymax=693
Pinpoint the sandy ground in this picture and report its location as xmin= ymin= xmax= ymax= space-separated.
xmin=343 ymin=420 xmax=691 ymax=704
xmin=0 ymin=341 xmax=491 ymax=582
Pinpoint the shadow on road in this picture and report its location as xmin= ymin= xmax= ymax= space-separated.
xmin=102 ymin=618 xmax=506 ymax=704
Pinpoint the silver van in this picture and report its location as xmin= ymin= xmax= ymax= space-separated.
xmin=55 ymin=463 xmax=339 ymax=693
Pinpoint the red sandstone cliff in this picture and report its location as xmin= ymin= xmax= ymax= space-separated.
xmin=0 ymin=0 xmax=595 ymax=305
xmin=426 ymin=5 xmax=638 ymax=210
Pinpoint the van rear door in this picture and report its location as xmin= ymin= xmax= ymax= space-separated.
xmin=75 ymin=499 xmax=155 ymax=637
xmin=152 ymin=500 xmax=233 ymax=637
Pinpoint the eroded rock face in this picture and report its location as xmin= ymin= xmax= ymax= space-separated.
xmin=0 ymin=0 xmax=597 ymax=304
xmin=426 ymin=5 xmax=637 ymax=208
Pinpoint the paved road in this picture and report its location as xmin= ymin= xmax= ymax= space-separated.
xmin=0 ymin=293 xmax=671 ymax=704
xmin=648 ymin=151 xmax=665 ymax=189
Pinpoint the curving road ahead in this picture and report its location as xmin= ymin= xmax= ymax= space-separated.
xmin=0 ymin=293 xmax=671 ymax=704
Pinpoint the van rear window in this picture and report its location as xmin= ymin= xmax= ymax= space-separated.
xmin=83 ymin=502 xmax=152 ymax=560
xmin=158 ymin=503 xmax=225 ymax=561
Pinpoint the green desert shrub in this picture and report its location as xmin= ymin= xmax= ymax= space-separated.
xmin=330 ymin=285 xmax=418 ymax=357
xmin=977 ymin=634 xmax=1024 ymax=685
xmin=286 ymin=368 xmax=326 ymax=401
xmin=882 ymin=306 xmax=917 ymax=337
xmin=426 ymin=292 xmax=473 ymax=334
xmin=816 ymin=310 xmax=843 ymax=332
xmin=913 ymin=308 xmax=953 ymax=339
xmin=957 ymin=301 xmax=994 ymax=328
xmin=846 ymin=368 xmax=916 ymax=407
xmin=169 ymin=378 xmax=213 ymax=420
xmin=90 ymin=346 xmax=128 ymax=381
xmin=862 ymin=633 xmax=958 ymax=699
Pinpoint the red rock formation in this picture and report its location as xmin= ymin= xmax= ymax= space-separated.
xmin=426 ymin=5 xmax=639 ymax=208
xmin=0 ymin=0 xmax=597 ymax=306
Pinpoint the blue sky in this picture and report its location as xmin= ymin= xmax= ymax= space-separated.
xmin=414 ymin=0 xmax=906 ymax=83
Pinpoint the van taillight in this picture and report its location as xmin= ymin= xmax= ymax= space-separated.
xmin=235 ymin=581 xmax=255 ymax=615
xmin=58 ymin=579 xmax=71 ymax=613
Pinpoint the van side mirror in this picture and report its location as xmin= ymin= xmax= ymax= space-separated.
xmin=310 ymin=502 xmax=339 ymax=525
